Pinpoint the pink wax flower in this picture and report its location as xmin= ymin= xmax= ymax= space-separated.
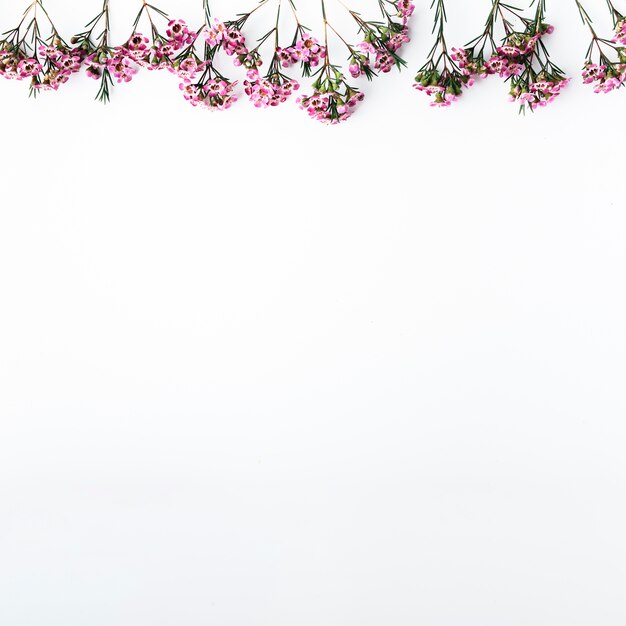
xmin=107 ymin=53 xmax=138 ymax=83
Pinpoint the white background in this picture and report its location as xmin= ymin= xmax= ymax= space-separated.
xmin=1 ymin=0 xmax=625 ymax=624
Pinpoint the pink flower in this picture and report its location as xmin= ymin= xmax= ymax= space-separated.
xmin=170 ymin=56 xmax=202 ymax=81
xmin=451 ymin=48 xmax=469 ymax=68
xmin=16 ymin=58 xmax=42 ymax=79
xmin=222 ymin=28 xmax=247 ymax=57
xmin=349 ymin=63 xmax=362 ymax=78
xmin=84 ymin=53 xmax=104 ymax=79
xmin=126 ymin=33 xmax=150 ymax=61
xmin=107 ymin=53 xmax=138 ymax=83
xmin=38 ymin=45 xmax=62 ymax=61
xmin=388 ymin=28 xmax=411 ymax=53
xmin=375 ymin=51 xmax=394 ymax=73
xmin=397 ymin=0 xmax=415 ymax=25
xmin=498 ymin=45 xmax=524 ymax=58
xmin=57 ymin=54 xmax=82 ymax=74
xmin=484 ymin=55 xmax=508 ymax=75
xmin=166 ymin=19 xmax=194 ymax=49
xmin=202 ymin=19 xmax=228 ymax=47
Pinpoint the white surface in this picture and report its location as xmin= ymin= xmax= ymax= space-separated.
xmin=1 ymin=1 xmax=625 ymax=625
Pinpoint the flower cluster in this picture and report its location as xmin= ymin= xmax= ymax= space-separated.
xmin=424 ymin=0 xmax=569 ymax=112
xmin=499 ymin=23 xmax=569 ymax=111
xmin=244 ymin=70 xmax=299 ymax=108
xmin=304 ymin=0 xmax=413 ymax=120
xmin=298 ymin=69 xmax=364 ymax=124
xmin=69 ymin=0 xmax=199 ymax=102
xmin=168 ymin=16 xmax=243 ymax=111
xmin=414 ymin=0 xmax=474 ymax=106
xmin=347 ymin=1 xmax=412 ymax=79
xmin=218 ymin=3 xmax=303 ymax=110
xmin=181 ymin=77 xmax=238 ymax=111
xmin=277 ymin=34 xmax=326 ymax=75
xmin=120 ymin=18 xmax=191 ymax=79
xmin=0 ymin=43 xmax=83 ymax=92
xmin=0 ymin=1 xmax=83 ymax=93
xmin=576 ymin=0 xmax=626 ymax=94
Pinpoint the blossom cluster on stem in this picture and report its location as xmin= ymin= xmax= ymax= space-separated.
xmin=576 ymin=0 xmax=626 ymax=94
xmin=0 ymin=1 xmax=82 ymax=94
xmin=419 ymin=0 xmax=569 ymax=112
xmin=414 ymin=0 xmax=474 ymax=106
